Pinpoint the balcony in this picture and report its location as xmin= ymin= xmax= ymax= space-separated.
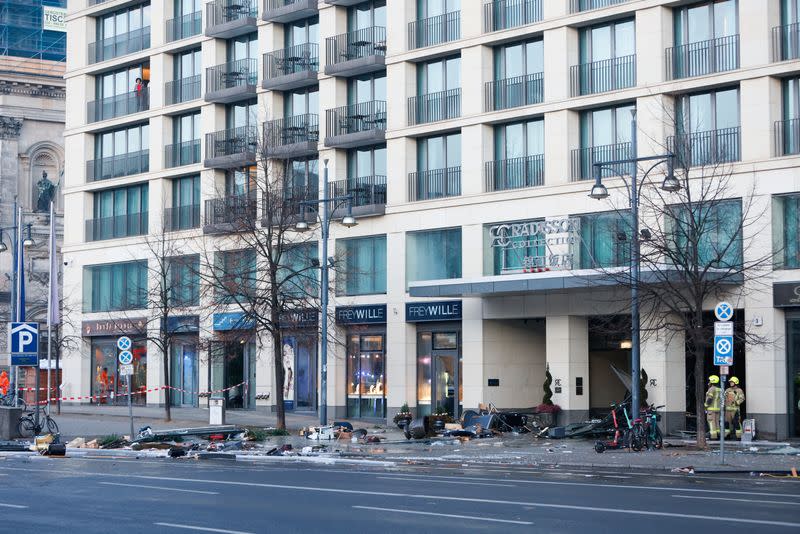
xmin=263 ymin=114 xmax=319 ymax=159
xmin=772 ymin=23 xmax=800 ymax=61
xmin=667 ymin=127 xmax=741 ymax=167
xmin=164 ymin=204 xmax=201 ymax=232
xmin=325 ymin=26 xmax=386 ymax=77
xmin=86 ymin=150 xmax=149 ymax=183
xmin=329 ymin=176 xmax=386 ymax=217
xmin=262 ymin=43 xmax=318 ymax=91
xmin=166 ymin=11 xmax=202 ymax=42
xmin=204 ymin=126 xmax=258 ymax=169
xmin=569 ymin=0 xmax=629 ymax=12
xmin=570 ymin=55 xmax=636 ymax=97
xmin=205 ymin=58 xmax=258 ymax=103
xmin=87 ymin=88 xmax=149 ymax=123
xmin=165 ymin=75 xmax=201 ymax=106
xmin=571 ymin=142 xmax=633 ymax=181
xmin=325 ymin=101 xmax=386 ymax=149
xmin=262 ymin=0 xmax=317 ymax=23
xmin=408 ymin=167 xmax=461 ymax=201
xmin=88 ymin=27 xmax=150 ymax=64
xmin=775 ymin=118 xmax=800 ymax=156
xmin=204 ymin=193 xmax=257 ymax=234
xmin=205 ymin=0 xmax=258 ymax=39
xmin=165 ymin=140 xmax=201 ymax=168
xmin=485 ymin=73 xmax=543 ymax=112
xmin=408 ymin=11 xmax=460 ymax=50
xmin=85 ymin=212 xmax=149 ymax=242
xmin=264 ymin=185 xmax=319 ymax=224
xmin=483 ymin=0 xmax=542 ymax=33
xmin=666 ymin=35 xmax=739 ymax=80
xmin=485 ymin=155 xmax=544 ymax=192
xmin=408 ymin=88 xmax=461 ymax=126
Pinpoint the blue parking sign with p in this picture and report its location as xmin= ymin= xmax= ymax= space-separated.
xmin=9 ymin=322 xmax=39 ymax=354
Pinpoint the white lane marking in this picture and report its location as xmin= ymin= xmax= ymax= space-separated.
xmin=100 ymin=482 xmax=219 ymax=495
xmin=154 ymin=523 xmax=253 ymax=534
xmin=672 ymin=495 xmax=800 ymax=506
xmin=353 ymin=505 xmax=533 ymax=525
xmin=376 ymin=476 xmax=515 ymax=487
xmin=0 ymin=503 xmax=27 ymax=509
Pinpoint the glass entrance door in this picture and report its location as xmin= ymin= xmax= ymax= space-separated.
xmin=170 ymin=339 xmax=198 ymax=406
xmin=432 ymin=352 xmax=458 ymax=416
xmin=789 ymin=318 xmax=800 ymax=437
xmin=210 ymin=340 xmax=255 ymax=409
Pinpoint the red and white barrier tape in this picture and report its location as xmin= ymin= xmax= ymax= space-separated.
xmin=32 ymin=381 xmax=248 ymax=405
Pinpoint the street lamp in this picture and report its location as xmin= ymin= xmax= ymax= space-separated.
xmin=588 ymin=109 xmax=678 ymax=419
xmin=22 ymin=224 xmax=34 ymax=247
xmin=295 ymin=159 xmax=357 ymax=425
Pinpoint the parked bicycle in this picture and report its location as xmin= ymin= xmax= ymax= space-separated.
xmin=17 ymin=407 xmax=58 ymax=437
xmin=0 ymin=392 xmax=27 ymax=412
xmin=595 ymin=401 xmax=643 ymax=452
xmin=641 ymin=404 xmax=665 ymax=450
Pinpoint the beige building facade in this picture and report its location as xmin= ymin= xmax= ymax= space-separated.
xmin=62 ymin=0 xmax=800 ymax=439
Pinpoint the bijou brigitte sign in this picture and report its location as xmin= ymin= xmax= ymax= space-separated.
xmin=489 ymin=217 xmax=580 ymax=274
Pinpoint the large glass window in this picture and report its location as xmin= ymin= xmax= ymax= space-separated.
xmin=418 ymin=132 xmax=460 ymax=172
xmin=91 ymin=183 xmax=149 ymax=240
xmin=407 ymin=228 xmax=462 ymax=283
xmin=577 ymin=103 xmax=635 ymax=179
xmin=578 ymin=211 xmax=632 ymax=269
xmin=215 ymin=249 xmax=256 ymax=304
xmin=485 ymin=220 xmax=546 ymax=275
xmin=83 ymin=261 xmax=148 ymax=312
xmin=672 ymin=0 xmax=738 ymax=77
xmin=288 ymin=158 xmax=319 ymax=198
xmin=173 ymin=112 xmax=200 ymax=146
xmin=348 ymin=73 xmax=386 ymax=104
xmin=95 ymin=3 xmax=151 ymax=61
xmin=418 ymin=0 xmax=460 ymax=18
xmin=96 ymin=63 xmax=148 ymax=100
xmin=781 ymin=78 xmax=800 ymax=155
xmin=773 ymin=194 xmax=800 ymax=269
xmin=491 ymin=120 xmax=544 ymax=190
xmin=674 ymin=87 xmax=740 ymax=165
xmin=174 ymin=48 xmax=201 ymax=79
xmin=227 ymin=33 xmax=257 ymax=61
xmin=669 ymin=199 xmax=742 ymax=269
xmin=93 ymin=123 xmax=149 ymax=181
xmin=577 ymin=19 xmax=635 ymax=93
xmin=92 ymin=338 xmax=147 ymax=406
xmin=171 ymin=175 xmax=200 ymax=230
xmin=226 ymin=99 xmax=258 ymax=129
xmin=494 ymin=39 xmax=543 ymax=79
xmin=279 ymin=242 xmax=318 ymax=297
xmin=285 ymin=16 xmax=319 ymax=47
xmin=336 ymin=235 xmax=387 ymax=296
xmin=346 ymin=332 xmax=386 ymax=418
xmin=348 ymin=1 xmax=386 ymax=31
xmin=348 ymin=145 xmax=386 ymax=178
xmin=417 ymin=56 xmax=460 ymax=95
xmin=168 ymin=255 xmax=199 ymax=307
xmin=285 ymin=88 xmax=319 ymax=117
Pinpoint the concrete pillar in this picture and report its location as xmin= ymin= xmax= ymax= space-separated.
xmin=543 ymin=0 xmax=568 ymax=19
xmin=460 ymin=0 xmax=482 ymax=40
xmin=546 ymin=315 xmax=589 ymax=423
xmin=461 ymin=44 xmax=489 ymax=121
xmin=544 ymin=109 xmax=578 ymax=185
xmin=636 ymin=6 xmax=672 ymax=87
xmin=543 ymin=26 xmax=577 ymax=102
xmin=385 ymin=0 xmax=410 ymax=54
xmin=641 ymin=326 xmax=686 ymax=435
xmin=636 ymin=94 xmax=673 ymax=159
xmin=386 ymin=61 xmax=415 ymax=130
xmin=461 ymin=124 xmax=488 ymax=196
xmin=387 ymin=136 xmax=415 ymax=204
xmin=461 ymin=298 xmax=485 ymax=410
xmin=740 ymin=0 xmax=781 ymax=68
xmin=741 ymin=77 xmax=781 ymax=161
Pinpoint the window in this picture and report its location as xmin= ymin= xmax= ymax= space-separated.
xmin=669 ymin=200 xmax=742 ymax=269
xmin=285 ymin=88 xmax=319 ymax=117
xmin=170 ymin=175 xmax=200 ymax=230
xmin=226 ymin=99 xmax=258 ymax=129
xmin=346 ymin=332 xmax=386 ymax=418
xmin=674 ymin=87 xmax=740 ymax=165
xmin=414 ymin=133 xmax=461 ymax=199
xmin=170 ymin=112 xmax=200 ymax=167
xmin=287 ymin=158 xmax=319 ymax=199
xmin=485 ymin=219 xmax=546 ymax=275
xmin=96 ymin=63 xmax=149 ymax=101
xmin=491 ymin=120 xmax=544 ymax=189
xmin=92 ymin=123 xmax=149 ymax=181
xmin=336 ymin=235 xmax=387 ymax=296
xmin=174 ymin=48 xmax=201 ymax=79
xmin=349 ymin=73 xmax=386 ymax=104
xmin=279 ymin=242 xmax=318 ymax=297
xmin=94 ymin=3 xmax=151 ymax=61
xmin=168 ymin=255 xmax=199 ymax=307
xmin=418 ymin=0 xmax=460 ymax=18
xmin=215 ymin=249 xmax=256 ymax=303
xmin=407 ymin=228 xmax=462 ymax=283
xmin=83 ymin=260 xmax=147 ymax=312
xmin=348 ymin=1 xmax=386 ymax=31
xmin=774 ymin=194 xmax=800 ymax=269
xmin=285 ymin=16 xmax=319 ymax=47
xmin=227 ymin=33 xmax=257 ymax=62
xmin=226 ymin=167 xmax=256 ymax=197
xmin=90 ymin=183 xmax=149 ymax=240
xmin=672 ymin=0 xmax=738 ymax=78
xmin=575 ymin=103 xmax=635 ymax=180
xmin=418 ymin=56 xmax=460 ymax=95
xmin=780 ymin=78 xmax=800 ymax=155
xmin=578 ymin=211 xmax=632 ymax=269
xmin=576 ymin=19 xmax=635 ymax=94
xmin=348 ymin=145 xmax=386 ymax=178
xmin=490 ymin=39 xmax=543 ymax=109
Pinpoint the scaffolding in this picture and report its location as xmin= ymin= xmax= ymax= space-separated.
xmin=0 ymin=0 xmax=66 ymax=68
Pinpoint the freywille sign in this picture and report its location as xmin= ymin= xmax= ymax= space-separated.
xmin=406 ymin=301 xmax=462 ymax=322
xmin=335 ymin=304 xmax=386 ymax=325
xmin=488 ymin=217 xmax=580 ymax=274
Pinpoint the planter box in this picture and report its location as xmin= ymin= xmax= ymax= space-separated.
xmin=531 ymin=412 xmax=557 ymax=428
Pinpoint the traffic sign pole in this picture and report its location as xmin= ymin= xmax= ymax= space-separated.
xmin=719 ymin=368 xmax=727 ymax=465
xmin=117 ymin=336 xmax=134 ymax=440
xmin=127 ymin=374 xmax=134 ymax=441
xmin=713 ymin=302 xmax=733 ymax=465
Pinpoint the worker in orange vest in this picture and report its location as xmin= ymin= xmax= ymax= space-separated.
xmin=0 ymin=370 xmax=9 ymax=397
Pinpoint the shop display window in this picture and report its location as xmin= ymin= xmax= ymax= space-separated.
xmin=347 ymin=333 xmax=386 ymax=418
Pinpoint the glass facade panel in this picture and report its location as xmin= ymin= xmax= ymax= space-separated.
xmin=83 ymin=261 xmax=148 ymax=312
xmin=406 ymin=228 xmax=462 ymax=283
xmin=92 ymin=338 xmax=147 ymax=406
xmin=773 ymin=194 xmax=800 ymax=269
xmin=168 ymin=255 xmax=199 ymax=307
xmin=215 ymin=249 xmax=257 ymax=303
xmin=279 ymin=242 xmax=319 ymax=297
xmin=578 ymin=211 xmax=632 ymax=269
xmin=336 ymin=235 xmax=387 ymax=296
xmin=670 ymin=199 xmax=743 ymax=269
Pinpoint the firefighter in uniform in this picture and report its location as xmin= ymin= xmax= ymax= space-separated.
xmin=704 ymin=375 xmax=722 ymax=439
xmin=725 ymin=376 xmax=745 ymax=439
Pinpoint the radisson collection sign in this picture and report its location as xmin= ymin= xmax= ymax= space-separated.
xmin=488 ymin=217 xmax=581 ymax=274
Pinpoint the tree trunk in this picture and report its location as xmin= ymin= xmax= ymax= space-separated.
xmin=692 ymin=336 xmax=706 ymax=448
xmin=272 ymin=330 xmax=286 ymax=430
xmin=163 ymin=336 xmax=171 ymax=422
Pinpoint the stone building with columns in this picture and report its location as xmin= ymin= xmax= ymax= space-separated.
xmin=61 ymin=0 xmax=800 ymax=439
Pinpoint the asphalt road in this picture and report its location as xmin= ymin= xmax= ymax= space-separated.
xmin=1 ymin=456 xmax=799 ymax=533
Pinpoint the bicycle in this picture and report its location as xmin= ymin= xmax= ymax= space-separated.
xmin=641 ymin=404 xmax=665 ymax=450
xmin=595 ymin=401 xmax=642 ymax=452
xmin=17 ymin=407 xmax=59 ymax=437
xmin=0 ymin=392 xmax=27 ymax=412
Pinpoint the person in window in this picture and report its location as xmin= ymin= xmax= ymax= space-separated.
xmin=134 ymin=77 xmax=145 ymax=111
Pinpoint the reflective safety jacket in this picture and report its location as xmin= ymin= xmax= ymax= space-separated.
xmin=705 ymin=385 xmax=722 ymax=411
xmin=724 ymin=386 xmax=745 ymax=412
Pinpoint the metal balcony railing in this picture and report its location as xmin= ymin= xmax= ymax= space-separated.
xmin=485 ymin=72 xmax=543 ymax=111
xmin=205 ymin=193 xmax=257 ymax=227
xmin=328 ymin=176 xmax=387 ymax=207
xmin=166 ymin=11 xmax=202 ymax=42
xmin=326 ymin=26 xmax=387 ymax=66
xmin=326 ymin=101 xmax=386 ymax=137
xmin=570 ymin=55 xmax=636 ymax=96
xmin=165 ymin=140 xmax=201 ymax=168
xmin=164 ymin=204 xmax=201 ymax=232
xmin=408 ymin=88 xmax=461 ymax=125
xmin=206 ymin=58 xmax=258 ymax=93
xmin=571 ymin=142 xmax=633 ymax=181
xmin=569 ymin=0 xmax=629 ymax=13
xmin=264 ymin=114 xmax=319 ymax=147
xmin=666 ymin=35 xmax=739 ymax=80
xmin=206 ymin=0 xmax=258 ymax=26
xmin=483 ymin=0 xmax=542 ymax=32
xmin=205 ymin=126 xmax=258 ymax=159
xmin=408 ymin=11 xmax=460 ymax=49
xmin=408 ymin=167 xmax=461 ymax=201
xmin=86 ymin=150 xmax=149 ymax=182
xmin=772 ymin=23 xmax=800 ymax=61
xmin=165 ymin=75 xmax=201 ymax=105
xmin=87 ymin=87 xmax=149 ymax=123
xmin=85 ymin=212 xmax=149 ymax=242
xmin=774 ymin=118 xmax=800 ymax=156
xmin=667 ymin=127 xmax=741 ymax=167
xmin=88 ymin=27 xmax=151 ymax=64
xmin=264 ymin=43 xmax=318 ymax=78
xmin=485 ymin=155 xmax=544 ymax=192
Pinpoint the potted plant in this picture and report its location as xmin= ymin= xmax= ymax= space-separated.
xmin=427 ymin=404 xmax=453 ymax=432
xmin=534 ymin=364 xmax=561 ymax=427
xmin=393 ymin=403 xmax=413 ymax=429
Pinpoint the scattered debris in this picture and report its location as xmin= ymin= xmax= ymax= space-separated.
xmin=671 ymin=466 xmax=695 ymax=474
xmin=66 ymin=437 xmax=85 ymax=448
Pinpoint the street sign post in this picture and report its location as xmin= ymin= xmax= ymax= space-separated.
xmin=713 ymin=302 xmax=734 ymax=464
xmin=8 ymin=322 xmax=39 ymax=366
xmin=118 ymin=350 xmax=133 ymax=365
xmin=117 ymin=337 xmax=134 ymax=440
xmin=117 ymin=336 xmax=132 ymax=351
xmin=714 ymin=302 xmax=733 ymax=322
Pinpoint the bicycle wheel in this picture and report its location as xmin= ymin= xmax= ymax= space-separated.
xmin=45 ymin=416 xmax=59 ymax=435
xmin=649 ymin=426 xmax=663 ymax=450
xmin=17 ymin=416 xmax=35 ymax=438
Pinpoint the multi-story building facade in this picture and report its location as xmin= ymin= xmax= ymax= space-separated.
xmin=63 ymin=0 xmax=800 ymax=439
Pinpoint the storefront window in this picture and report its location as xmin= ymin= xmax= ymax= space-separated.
xmin=170 ymin=337 xmax=198 ymax=406
xmin=346 ymin=333 xmax=386 ymax=418
xmin=416 ymin=329 xmax=461 ymax=417
xmin=91 ymin=338 xmax=147 ymax=406
xmin=209 ymin=340 xmax=256 ymax=409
